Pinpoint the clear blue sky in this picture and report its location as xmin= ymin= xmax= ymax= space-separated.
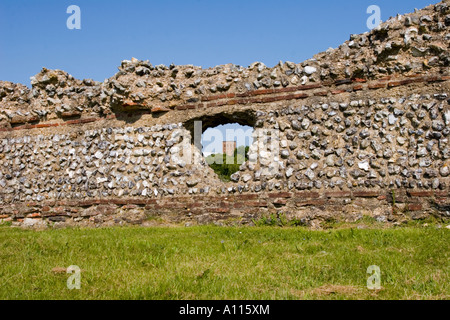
xmin=0 ymin=0 xmax=435 ymax=86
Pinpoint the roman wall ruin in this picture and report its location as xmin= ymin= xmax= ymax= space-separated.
xmin=0 ymin=1 xmax=449 ymax=228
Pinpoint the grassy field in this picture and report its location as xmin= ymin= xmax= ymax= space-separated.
xmin=0 ymin=220 xmax=448 ymax=300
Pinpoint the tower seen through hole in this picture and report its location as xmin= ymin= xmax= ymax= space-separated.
xmin=202 ymin=123 xmax=254 ymax=181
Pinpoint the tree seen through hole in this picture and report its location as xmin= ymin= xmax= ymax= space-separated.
xmin=202 ymin=123 xmax=253 ymax=182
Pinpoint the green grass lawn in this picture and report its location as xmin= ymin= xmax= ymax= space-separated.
xmin=0 ymin=222 xmax=448 ymax=300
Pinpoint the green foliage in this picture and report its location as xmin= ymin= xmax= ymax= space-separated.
xmin=392 ymin=189 xmax=397 ymax=215
xmin=206 ymin=146 xmax=249 ymax=181
xmin=252 ymin=213 xmax=299 ymax=227
xmin=253 ymin=214 xmax=282 ymax=227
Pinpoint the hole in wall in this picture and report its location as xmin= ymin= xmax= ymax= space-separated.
xmin=184 ymin=111 xmax=256 ymax=181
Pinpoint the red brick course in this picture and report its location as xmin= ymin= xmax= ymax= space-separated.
xmin=1 ymin=74 xmax=447 ymax=133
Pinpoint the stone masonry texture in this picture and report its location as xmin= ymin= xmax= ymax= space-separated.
xmin=0 ymin=1 xmax=449 ymax=228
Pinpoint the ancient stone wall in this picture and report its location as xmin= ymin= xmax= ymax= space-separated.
xmin=0 ymin=1 xmax=449 ymax=228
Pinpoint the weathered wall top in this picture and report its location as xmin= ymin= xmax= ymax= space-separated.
xmin=0 ymin=0 xmax=449 ymax=128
